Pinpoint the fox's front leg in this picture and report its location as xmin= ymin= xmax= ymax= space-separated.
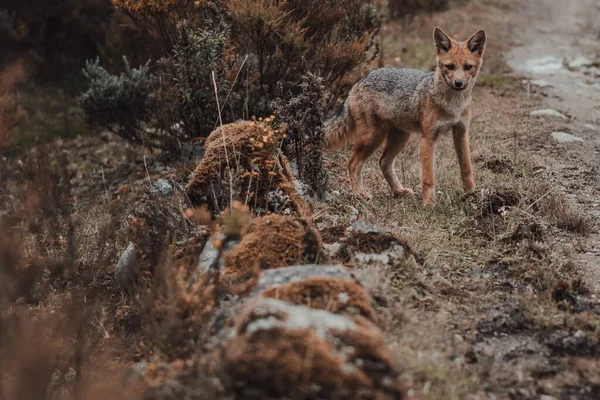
xmin=419 ymin=135 xmax=437 ymax=205
xmin=452 ymin=122 xmax=475 ymax=192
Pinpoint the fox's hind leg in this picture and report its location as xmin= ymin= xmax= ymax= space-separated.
xmin=348 ymin=127 xmax=384 ymax=198
xmin=379 ymin=128 xmax=413 ymax=197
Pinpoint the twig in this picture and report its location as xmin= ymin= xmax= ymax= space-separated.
xmin=143 ymin=154 xmax=151 ymax=186
xmin=100 ymin=165 xmax=109 ymax=203
xmin=212 ymin=71 xmax=234 ymax=212
xmin=525 ymin=190 xmax=552 ymax=212
xmin=213 ymin=54 xmax=249 ymax=130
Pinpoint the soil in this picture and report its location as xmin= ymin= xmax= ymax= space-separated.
xmin=508 ymin=0 xmax=600 ymax=291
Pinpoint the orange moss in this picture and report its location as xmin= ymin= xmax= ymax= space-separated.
xmin=185 ymin=120 xmax=310 ymax=217
xmin=221 ymin=299 xmax=403 ymax=399
xmin=259 ymin=277 xmax=375 ymax=320
xmin=220 ymin=214 xmax=326 ymax=294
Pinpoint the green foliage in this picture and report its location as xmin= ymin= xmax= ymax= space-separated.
xmin=81 ymin=19 xmax=238 ymax=153
xmin=168 ymin=20 xmax=237 ymax=139
xmin=81 ymin=57 xmax=165 ymax=148
xmin=272 ymin=73 xmax=329 ymax=199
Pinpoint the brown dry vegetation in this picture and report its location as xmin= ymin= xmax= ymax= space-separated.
xmin=2 ymin=0 xmax=599 ymax=399
xmin=185 ymin=119 xmax=310 ymax=216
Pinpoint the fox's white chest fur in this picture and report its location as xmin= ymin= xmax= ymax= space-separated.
xmin=433 ymin=92 xmax=472 ymax=133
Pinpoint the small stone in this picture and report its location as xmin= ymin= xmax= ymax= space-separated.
xmin=197 ymin=234 xmax=240 ymax=274
xmin=525 ymin=79 xmax=554 ymax=88
xmin=583 ymin=124 xmax=597 ymax=131
xmin=149 ymin=179 xmax=174 ymax=197
xmin=323 ymin=242 xmax=342 ymax=256
xmin=551 ymin=132 xmax=584 ymax=143
xmin=568 ymin=56 xmax=592 ymax=70
xmin=115 ymin=242 xmax=137 ymax=289
xmin=348 ymin=221 xmax=388 ymax=234
xmin=530 ymin=109 xmax=568 ymax=119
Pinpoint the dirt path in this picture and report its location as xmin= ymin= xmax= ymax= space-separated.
xmin=507 ymin=0 xmax=600 ymax=290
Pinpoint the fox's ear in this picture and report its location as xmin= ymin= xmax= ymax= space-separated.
xmin=467 ymin=29 xmax=486 ymax=56
xmin=433 ymin=27 xmax=452 ymax=53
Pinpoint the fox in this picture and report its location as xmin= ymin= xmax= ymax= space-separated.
xmin=324 ymin=27 xmax=487 ymax=205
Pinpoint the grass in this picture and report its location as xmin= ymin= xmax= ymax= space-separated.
xmin=314 ymin=1 xmax=597 ymax=397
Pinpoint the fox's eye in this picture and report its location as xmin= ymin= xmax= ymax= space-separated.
xmin=446 ymin=64 xmax=455 ymax=70
xmin=465 ymin=64 xmax=473 ymax=71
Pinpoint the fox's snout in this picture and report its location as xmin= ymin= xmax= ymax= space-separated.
xmin=454 ymin=79 xmax=464 ymax=89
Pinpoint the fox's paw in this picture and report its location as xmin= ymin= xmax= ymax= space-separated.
xmin=421 ymin=189 xmax=436 ymax=206
xmin=393 ymin=188 xmax=414 ymax=198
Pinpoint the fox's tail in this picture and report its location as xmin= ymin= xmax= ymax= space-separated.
xmin=323 ymin=100 xmax=354 ymax=151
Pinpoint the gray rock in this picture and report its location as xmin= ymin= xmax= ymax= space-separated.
xmin=188 ymin=234 xmax=241 ymax=287
xmin=354 ymin=245 xmax=406 ymax=265
xmin=568 ymin=56 xmax=592 ymax=70
xmin=150 ymin=179 xmax=174 ymax=197
xmin=530 ymin=109 xmax=568 ymax=119
xmin=348 ymin=220 xmax=388 ymax=234
xmin=583 ymin=124 xmax=596 ymax=131
xmin=115 ymin=242 xmax=137 ymax=289
xmin=520 ymin=56 xmax=564 ymax=74
xmin=241 ymin=298 xmax=357 ymax=337
xmin=198 ymin=235 xmax=222 ymax=272
xmin=551 ymin=132 xmax=584 ymax=143
xmin=251 ymin=264 xmax=354 ymax=297
xmin=526 ymin=79 xmax=554 ymax=88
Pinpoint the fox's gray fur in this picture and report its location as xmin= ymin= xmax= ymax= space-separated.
xmin=324 ymin=67 xmax=476 ymax=149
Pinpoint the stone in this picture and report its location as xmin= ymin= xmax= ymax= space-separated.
xmin=551 ymin=132 xmax=584 ymax=143
xmin=530 ymin=109 xmax=568 ymax=119
xmin=115 ymin=242 xmax=137 ymax=289
xmin=568 ymin=56 xmax=592 ymax=70
xmin=321 ymin=221 xmax=412 ymax=266
xmin=348 ymin=220 xmax=388 ymax=234
xmin=252 ymin=265 xmax=375 ymax=319
xmin=250 ymin=264 xmax=354 ymax=296
xmin=187 ymin=233 xmax=240 ymax=287
xmin=520 ymin=56 xmax=564 ymax=74
xmin=527 ymin=79 xmax=554 ymax=88
xmin=217 ymin=298 xmax=402 ymax=399
xmin=149 ymin=178 xmax=174 ymax=197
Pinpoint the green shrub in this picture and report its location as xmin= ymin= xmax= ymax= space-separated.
xmin=80 ymin=57 xmax=168 ymax=149
xmin=81 ymin=20 xmax=237 ymax=153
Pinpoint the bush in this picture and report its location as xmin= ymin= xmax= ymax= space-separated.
xmin=81 ymin=20 xmax=236 ymax=152
xmin=272 ymin=73 xmax=329 ymax=199
xmin=227 ymin=0 xmax=381 ymax=111
xmin=80 ymin=57 xmax=166 ymax=149
xmin=167 ymin=20 xmax=238 ymax=139
xmin=81 ymin=0 xmax=382 ymax=153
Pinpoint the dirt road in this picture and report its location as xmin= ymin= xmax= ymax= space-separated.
xmin=508 ymin=0 xmax=600 ymax=290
